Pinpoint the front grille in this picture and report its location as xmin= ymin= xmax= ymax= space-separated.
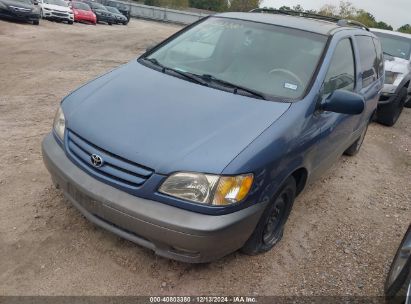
xmin=10 ymin=6 xmax=31 ymax=12
xmin=52 ymin=11 xmax=68 ymax=16
xmin=66 ymin=130 xmax=154 ymax=188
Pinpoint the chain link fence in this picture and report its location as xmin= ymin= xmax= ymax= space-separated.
xmin=98 ymin=0 xmax=211 ymax=24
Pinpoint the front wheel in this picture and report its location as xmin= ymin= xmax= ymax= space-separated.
xmin=376 ymin=87 xmax=407 ymax=126
xmin=108 ymin=21 xmax=112 ymax=25
xmin=241 ymin=177 xmax=296 ymax=255
xmin=405 ymin=96 xmax=411 ymax=108
xmin=68 ymin=20 xmax=73 ymax=24
xmin=33 ymin=19 xmax=39 ymax=25
xmin=344 ymin=124 xmax=368 ymax=156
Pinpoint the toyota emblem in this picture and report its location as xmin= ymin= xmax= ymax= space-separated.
xmin=90 ymin=154 xmax=103 ymax=168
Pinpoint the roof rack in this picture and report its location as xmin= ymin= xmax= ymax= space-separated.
xmin=250 ymin=8 xmax=370 ymax=31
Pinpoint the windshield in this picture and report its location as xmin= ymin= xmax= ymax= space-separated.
xmin=145 ymin=17 xmax=327 ymax=100
xmin=106 ymin=6 xmax=120 ymax=13
xmin=14 ymin=0 xmax=32 ymax=4
xmin=373 ymin=32 xmax=411 ymax=60
xmin=108 ymin=1 xmax=128 ymax=10
xmin=44 ymin=0 xmax=68 ymax=6
xmin=91 ymin=2 xmax=106 ymax=9
xmin=73 ymin=1 xmax=90 ymax=10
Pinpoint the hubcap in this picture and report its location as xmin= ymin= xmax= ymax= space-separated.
xmin=263 ymin=196 xmax=286 ymax=245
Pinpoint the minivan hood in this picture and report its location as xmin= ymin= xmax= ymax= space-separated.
xmin=384 ymin=56 xmax=410 ymax=74
xmin=63 ymin=61 xmax=290 ymax=174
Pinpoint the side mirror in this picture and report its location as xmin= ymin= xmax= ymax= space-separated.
xmin=321 ymin=89 xmax=364 ymax=115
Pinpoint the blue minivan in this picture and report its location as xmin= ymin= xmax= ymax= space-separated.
xmin=42 ymin=10 xmax=384 ymax=263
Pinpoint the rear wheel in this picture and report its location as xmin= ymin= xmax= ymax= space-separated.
xmin=241 ymin=177 xmax=296 ymax=255
xmin=108 ymin=22 xmax=112 ymax=25
xmin=68 ymin=20 xmax=73 ymax=24
xmin=376 ymin=87 xmax=407 ymax=126
xmin=33 ymin=19 xmax=39 ymax=25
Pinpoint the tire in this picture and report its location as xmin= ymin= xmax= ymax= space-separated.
xmin=108 ymin=21 xmax=112 ymax=25
xmin=241 ymin=177 xmax=296 ymax=255
xmin=122 ymin=21 xmax=127 ymax=25
xmin=405 ymin=96 xmax=411 ymax=108
xmin=376 ymin=87 xmax=407 ymax=127
xmin=344 ymin=124 xmax=368 ymax=156
xmin=33 ymin=19 xmax=39 ymax=25
xmin=68 ymin=20 xmax=73 ymax=24
xmin=385 ymin=225 xmax=411 ymax=301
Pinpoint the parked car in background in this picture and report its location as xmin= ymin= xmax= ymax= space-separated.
xmin=0 ymin=0 xmax=40 ymax=25
xmin=71 ymin=1 xmax=95 ymax=24
xmin=82 ymin=0 xmax=113 ymax=25
xmin=38 ymin=0 xmax=73 ymax=24
xmin=42 ymin=10 xmax=383 ymax=263
xmin=105 ymin=0 xmax=129 ymax=23
xmin=105 ymin=5 xmax=126 ymax=25
xmin=385 ymin=224 xmax=411 ymax=304
xmin=371 ymin=28 xmax=411 ymax=126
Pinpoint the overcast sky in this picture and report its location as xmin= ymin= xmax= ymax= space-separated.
xmin=261 ymin=0 xmax=410 ymax=29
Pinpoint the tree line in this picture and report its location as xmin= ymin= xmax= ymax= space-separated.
xmin=142 ymin=0 xmax=411 ymax=34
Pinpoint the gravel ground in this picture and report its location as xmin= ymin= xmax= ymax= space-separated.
xmin=0 ymin=18 xmax=410 ymax=296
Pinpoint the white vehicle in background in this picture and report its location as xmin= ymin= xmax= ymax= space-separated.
xmin=371 ymin=28 xmax=411 ymax=126
xmin=38 ymin=0 xmax=74 ymax=24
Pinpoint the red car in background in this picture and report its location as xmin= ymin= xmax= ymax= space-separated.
xmin=71 ymin=1 xmax=96 ymax=24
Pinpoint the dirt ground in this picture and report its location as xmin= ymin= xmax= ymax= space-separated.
xmin=0 ymin=18 xmax=410 ymax=296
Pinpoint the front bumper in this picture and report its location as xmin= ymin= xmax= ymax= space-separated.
xmin=0 ymin=8 xmax=39 ymax=22
xmin=74 ymin=14 xmax=96 ymax=23
xmin=96 ymin=14 xmax=114 ymax=23
xmin=42 ymin=134 xmax=266 ymax=263
xmin=115 ymin=17 xmax=126 ymax=23
xmin=378 ymin=92 xmax=397 ymax=106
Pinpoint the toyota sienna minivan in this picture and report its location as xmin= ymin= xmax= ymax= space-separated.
xmin=42 ymin=10 xmax=384 ymax=263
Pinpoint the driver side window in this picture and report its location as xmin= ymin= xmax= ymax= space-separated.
xmin=323 ymin=38 xmax=356 ymax=96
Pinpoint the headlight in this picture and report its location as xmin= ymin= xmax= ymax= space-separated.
xmin=53 ymin=106 xmax=65 ymax=141
xmin=159 ymin=172 xmax=253 ymax=206
xmin=385 ymin=71 xmax=403 ymax=85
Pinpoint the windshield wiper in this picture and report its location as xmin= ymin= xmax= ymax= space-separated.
xmin=143 ymin=57 xmax=163 ymax=68
xmin=141 ymin=57 xmax=208 ymax=86
xmin=141 ymin=58 xmax=267 ymax=99
xmin=201 ymin=74 xmax=267 ymax=100
xmin=383 ymin=51 xmax=395 ymax=57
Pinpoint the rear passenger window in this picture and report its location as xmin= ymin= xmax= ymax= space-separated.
xmin=323 ymin=38 xmax=355 ymax=96
xmin=373 ymin=37 xmax=384 ymax=78
xmin=356 ymin=36 xmax=378 ymax=87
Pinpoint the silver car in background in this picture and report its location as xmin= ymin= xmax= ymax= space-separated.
xmin=371 ymin=28 xmax=411 ymax=126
